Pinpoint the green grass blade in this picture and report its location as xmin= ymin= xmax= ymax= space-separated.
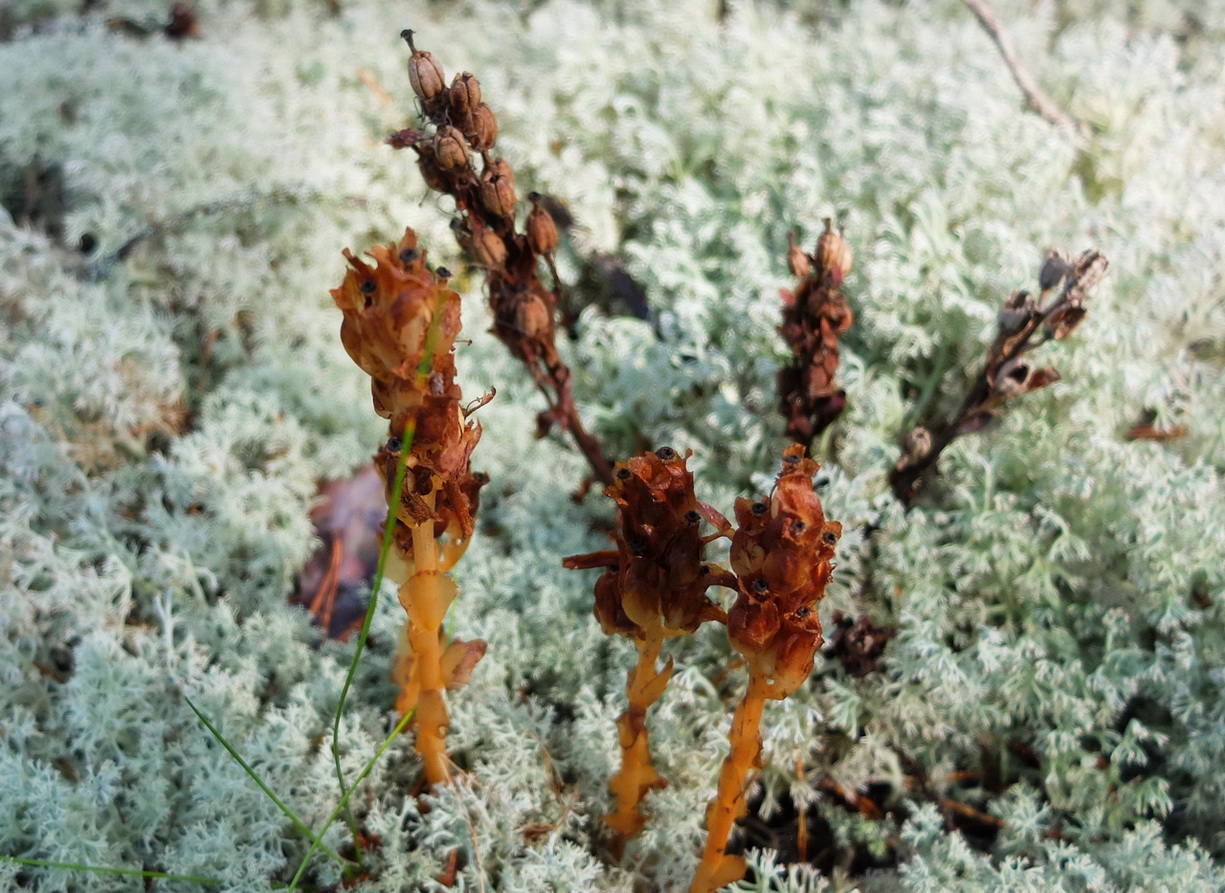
xmin=289 ymin=709 xmax=415 ymax=892
xmin=0 ymin=855 xmax=223 ymax=885
xmin=183 ymin=693 xmax=352 ymax=868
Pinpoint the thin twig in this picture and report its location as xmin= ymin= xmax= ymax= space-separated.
xmin=960 ymin=0 xmax=1082 ymax=132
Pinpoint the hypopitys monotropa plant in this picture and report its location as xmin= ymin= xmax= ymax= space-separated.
xmin=568 ymin=445 xmax=841 ymax=891
xmin=390 ymin=30 xmax=614 ymax=486
xmin=691 ymin=445 xmax=841 ymax=893
xmin=331 ymin=227 xmax=490 ymax=786
xmin=563 ymin=448 xmax=735 ymax=856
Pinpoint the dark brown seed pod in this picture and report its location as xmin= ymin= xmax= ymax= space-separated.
xmin=815 ymin=218 xmax=853 ymax=284
xmin=434 ymin=125 xmax=470 ymax=172
xmin=1038 ymin=249 xmax=1070 ymax=291
xmin=997 ymin=289 xmax=1036 ymax=337
xmin=480 ymin=158 xmax=517 ymax=219
xmin=466 ymin=103 xmax=499 ymax=152
xmin=526 ymin=192 xmax=559 ymax=256
xmin=515 ymin=294 xmax=552 ymax=339
xmin=470 ymin=222 xmax=508 ymax=268
xmin=449 ymin=72 xmax=482 ymax=114
xmin=402 ymin=30 xmax=445 ymax=111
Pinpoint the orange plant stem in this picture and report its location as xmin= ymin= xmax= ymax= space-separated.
xmin=690 ymin=672 xmax=770 ymax=893
xmin=607 ymin=622 xmax=670 ymax=855
xmin=399 ymin=493 xmax=458 ymax=786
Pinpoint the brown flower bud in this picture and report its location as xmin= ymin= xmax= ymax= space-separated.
xmin=480 ymin=157 xmax=517 ymax=219
xmin=433 ymin=125 xmax=470 ymax=172
xmin=815 ymin=218 xmax=853 ymax=285
xmin=402 ymin=30 xmax=445 ymax=111
xmin=465 ymin=103 xmax=498 ymax=152
xmin=526 ymin=193 xmax=559 ymax=256
xmin=449 ymin=72 xmax=482 ymax=114
xmin=470 ymin=222 xmax=508 ymax=269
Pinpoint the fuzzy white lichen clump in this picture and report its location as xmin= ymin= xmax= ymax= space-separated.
xmin=2 ymin=0 xmax=1225 ymax=890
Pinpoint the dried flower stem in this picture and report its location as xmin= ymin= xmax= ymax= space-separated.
xmin=692 ymin=446 xmax=841 ymax=891
xmin=564 ymin=448 xmax=732 ymax=854
xmin=960 ymin=0 xmax=1082 ymax=132
xmin=605 ymin=621 xmax=669 ymax=851
xmin=891 ymin=248 xmax=1107 ymax=505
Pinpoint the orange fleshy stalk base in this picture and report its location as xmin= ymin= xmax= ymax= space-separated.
xmin=606 ymin=621 xmax=672 ymax=857
xmin=689 ymin=673 xmax=769 ymax=893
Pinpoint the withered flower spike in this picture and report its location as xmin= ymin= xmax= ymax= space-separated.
xmin=890 ymin=247 xmax=1108 ymax=506
xmin=392 ymin=32 xmax=614 ymax=486
xmin=331 ymin=225 xmax=489 ymax=787
xmin=777 ymin=221 xmax=855 ymax=444
xmin=565 ymin=448 xmax=731 ymax=855
xmin=692 ymin=445 xmax=840 ymax=893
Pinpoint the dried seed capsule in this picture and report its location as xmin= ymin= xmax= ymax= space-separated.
xmin=526 ymin=192 xmax=559 ymax=255
xmin=1072 ymin=249 xmax=1108 ymax=292
xmin=1038 ymin=249 xmax=1070 ymax=291
xmin=787 ymin=231 xmax=811 ymax=280
xmin=470 ymin=222 xmax=508 ymax=268
xmin=815 ymin=218 xmax=853 ymax=284
xmin=402 ymin=30 xmax=445 ymax=111
xmin=449 ymin=72 xmax=482 ymax=114
xmin=480 ymin=158 xmax=517 ymax=219
xmin=515 ymin=294 xmax=551 ymax=339
xmin=466 ymin=103 xmax=498 ymax=152
xmin=434 ymin=125 xmax=470 ymax=172
xmin=997 ymin=289 xmax=1036 ymax=337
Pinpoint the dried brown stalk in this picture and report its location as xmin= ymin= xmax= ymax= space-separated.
xmin=890 ymin=248 xmax=1108 ymax=506
xmin=331 ymin=227 xmax=490 ymax=785
xmin=390 ymin=30 xmax=614 ymax=486
xmin=960 ymin=0 xmax=1082 ymax=132
xmin=777 ymin=220 xmax=855 ymax=445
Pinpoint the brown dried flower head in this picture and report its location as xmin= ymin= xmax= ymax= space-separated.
xmin=449 ymin=71 xmax=482 ymax=113
xmin=330 ymin=227 xmax=485 ymax=541
xmin=480 ymin=157 xmax=517 ymax=219
xmin=526 ymin=192 xmax=559 ymax=256
xmin=433 ymin=125 xmax=470 ymax=172
xmin=728 ymin=444 xmax=841 ymax=697
xmin=567 ymin=447 xmax=730 ymax=638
